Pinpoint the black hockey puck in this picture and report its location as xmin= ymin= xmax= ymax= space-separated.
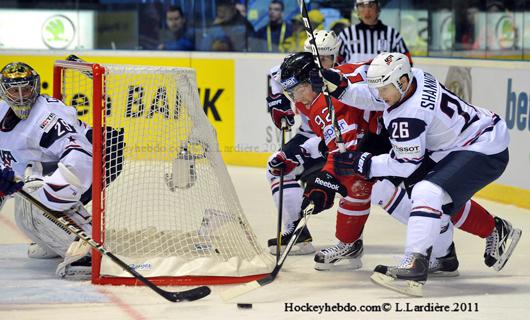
xmin=237 ymin=303 xmax=253 ymax=309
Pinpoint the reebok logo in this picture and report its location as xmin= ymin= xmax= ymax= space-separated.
xmin=315 ymin=177 xmax=340 ymax=191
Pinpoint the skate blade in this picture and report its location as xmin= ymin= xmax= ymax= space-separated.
xmin=370 ymin=272 xmax=424 ymax=297
xmin=268 ymin=242 xmax=315 ymax=256
xmin=493 ymin=228 xmax=522 ymax=271
xmin=314 ymin=258 xmax=362 ymax=271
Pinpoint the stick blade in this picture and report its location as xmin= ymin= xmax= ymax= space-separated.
xmin=165 ymin=286 xmax=211 ymax=302
xmin=220 ymin=280 xmax=261 ymax=302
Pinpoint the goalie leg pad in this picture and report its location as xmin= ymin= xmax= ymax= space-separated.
xmin=14 ymin=196 xmax=92 ymax=259
xmin=27 ymin=242 xmax=61 ymax=259
xmin=56 ymin=239 xmax=92 ymax=279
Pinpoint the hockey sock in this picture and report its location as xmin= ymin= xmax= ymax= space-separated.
xmin=335 ymin=196 xmax=370 ymax=243
xmin=271 ymin=178 xmax=303 ymax=230
xmin=431 ymin=214 xmax=454 ymax=261
xmin=451 ymin=200 xmax=495 ymax=238
xmin=372 ymin=180 xmax=410 ymax=225
xmin=406 ymin=212 xmax=442 ymax=256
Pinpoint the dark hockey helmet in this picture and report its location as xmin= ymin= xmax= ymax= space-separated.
xmin=0 ymin=62 xmax=41 ymax=120
xmin=279 ymin=52 xmax=316 ymax=92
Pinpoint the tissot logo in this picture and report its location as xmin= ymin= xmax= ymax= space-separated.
xmin=42 ymin=15 xmax=75 ymax=49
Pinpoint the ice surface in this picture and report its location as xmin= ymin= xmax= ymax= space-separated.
xmin=0 ymin=166 xmax=528 ymax=320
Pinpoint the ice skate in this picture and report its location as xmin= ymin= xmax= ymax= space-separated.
xmin=429 ymin=242 xmax=459 ymax=277
xmin=268 ymin=220 xmax=315 ymax=255
xmin=27 ymin=242 xmax=60 ymax=259
xmin=60 ymin=255 xmax=92 ymax=280
xmin=484 ymin=216 xmax=522 ymax=271
xmin=314 ymin=239 xmax=363 ymax=271
xmin=370 ymin=249 xmax=431 ymax=297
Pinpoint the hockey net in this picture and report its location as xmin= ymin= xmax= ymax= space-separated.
xmin=53 ymin=60 xmax=274 ymax=285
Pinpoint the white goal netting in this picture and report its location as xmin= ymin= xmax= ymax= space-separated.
xmin=56 ymin=61 xmax=274 ymax=282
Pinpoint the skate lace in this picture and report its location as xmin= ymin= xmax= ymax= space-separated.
xmin=398 ymin=254 xmax=415 ymax=268
xmin=282 ymin=223 xmax=296 ymax=237
xmin=485 ymin=230 xmax=499 ymax=256
xmin=320 ymin=242 xmax=349 ymax=255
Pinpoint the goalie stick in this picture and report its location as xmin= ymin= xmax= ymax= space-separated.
xmin=220 ymin=202 xmax=314 ymax=301
xmin=297 ymin=0 xmax=346 ymax=153
xmin=17 ymin=188 xmax=211 ymax=302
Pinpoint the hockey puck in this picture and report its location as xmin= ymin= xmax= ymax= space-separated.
xmin=237 ymin=303 xmax=253 ymax=309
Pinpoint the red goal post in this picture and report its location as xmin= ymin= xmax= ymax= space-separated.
xmin=53 ymin=59 xmax=274 ymax=286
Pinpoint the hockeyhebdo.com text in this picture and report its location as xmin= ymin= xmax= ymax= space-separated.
xmin=125 ymin=143 xmax=279 ymax=154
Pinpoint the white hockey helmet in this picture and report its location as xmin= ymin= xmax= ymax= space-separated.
xmin=356 ymin=0 xmax=379 ymax=6
xmin=304 ymin=30 xmax=340 ymax=64
xmin=366 ymin=52 xmax=413 ymax=95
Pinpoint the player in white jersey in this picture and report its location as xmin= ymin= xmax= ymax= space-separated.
xmin=265 ymin=30 xmax=341 ymax=256
xmin=330 ymin=52 xmax=521 ymax=296
xmin=0 ymin=62 xmax=95 ymax=279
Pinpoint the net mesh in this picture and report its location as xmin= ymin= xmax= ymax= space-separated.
xmin=58 ymin=62 xmax=273 ymax=279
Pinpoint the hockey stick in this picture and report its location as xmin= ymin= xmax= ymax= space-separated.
xmin=297 ymin=0 xmax=346 ymax=153
xmin=276 ymin=118 xmax=289 ymax=263
xmin=220 ymin=202 xmax=314 ymax=301
xmin=16 ymin=188 xmax=211 ymax=302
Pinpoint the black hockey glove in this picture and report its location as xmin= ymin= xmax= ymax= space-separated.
xmin=0 ymin=167 xmax=24 ymax=196
xmin=268 ymin=151 xmax=299 ymax=176
xmin=266 ymin=93 xmax=295 ymax=129
xmin=309 ymin=68 xmax=349 ymax=98
xmin=333 ymin=151 xmax=372 ymax=179
xmin=301 ymin=171 xmax=347 ymax=215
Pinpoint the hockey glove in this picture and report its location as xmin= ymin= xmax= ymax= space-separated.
xmin=268 ymin=151 xmax=299 ymax=176
xmin=301 ymin=171 xmax=347 ymax=215
xmin=309 ymin=68 xmax=349 ymax=98
xmin=267 ymin=93 xmax=295 ymax=129
xmin=333 ymin=151 xmax=372 ymax=179
xmin=23 ymin=161 xmax=44 ymax=193
xmin=0 ymin=167 xmax=24 ymax=196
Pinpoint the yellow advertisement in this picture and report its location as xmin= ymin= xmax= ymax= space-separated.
xmin=0 ymin=54 xmax=235 ymax=162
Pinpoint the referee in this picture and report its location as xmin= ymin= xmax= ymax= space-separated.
xmin=338 ymin=0 xmax=412 ymax=64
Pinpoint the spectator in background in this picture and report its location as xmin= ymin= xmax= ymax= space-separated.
xmin=455 ymin=2 xmax=482 ymax=51
xmin=235 ymin=0 xmax=247 ymax=17
xmin=337 ymin=0 xmax=411 ymax=63
xmin=281 ymin=10 xmax=324 ymax=53
xmin=138 ymin=3 xmax=163 ymax=50
xmin=212 ymin=0 xmax=255 ymax=51
xmin=256 ymin=0 xmax=293 ymax=52
xmin=211 ymin=36 xmax=234 ymax=51
xmin=158 ymin=6 xmax=194 ymax=51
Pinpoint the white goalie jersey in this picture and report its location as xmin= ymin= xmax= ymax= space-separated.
xmin=368 ymin=69 xmax=510 ymax=178
xmin=0 ymin=95 xmax=93 ymax=210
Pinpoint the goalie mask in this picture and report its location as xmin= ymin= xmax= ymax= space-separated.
xmin=279 ymin=52 xmax=316 ymax=101
xmin=0 ymin=62 xmax=41 ymax=120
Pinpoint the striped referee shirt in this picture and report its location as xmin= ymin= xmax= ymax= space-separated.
xmin=338 ymin=20 xmax=411 ymax=64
